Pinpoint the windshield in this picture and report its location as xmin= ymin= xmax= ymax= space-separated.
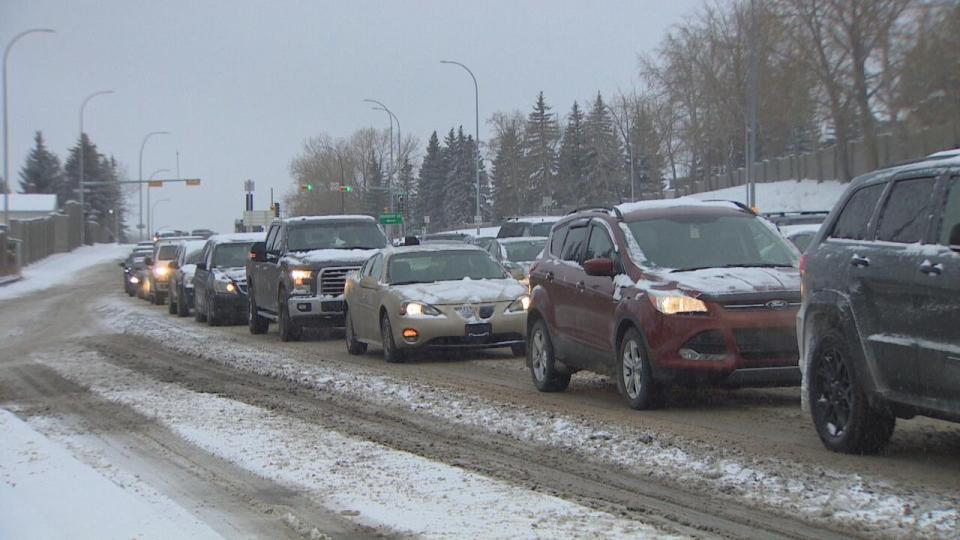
xmin=156 ymin=245 xmax=179 ymax=260
xmin=212 ymin=243 xmax=254 ymax=268
xmin=185 ymin=248 xmax=204 ymax=265
xmin=503 ymin=239 xmax=546 ymax=262
xmin=387 ymin=251 xmax=507 ymax=284
xmin=287 ymin=221 xmax=386 ymax=251
xmin=530 ymin=223 xmax=554 ymax=237
xmin=626 ymin=215 xmax=798 ymax=271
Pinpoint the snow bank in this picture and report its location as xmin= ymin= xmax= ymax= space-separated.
xmin=0 ymin=408 xmax=220 ymax=540
xmin=0 ymin=244 xmax=129 ymax=302
xmin=690 ymin=179 xmax=848 ymax=213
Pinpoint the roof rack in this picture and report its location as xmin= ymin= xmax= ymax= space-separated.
xmin=566 ymin=206 xmax=624 ymax=220
xmin=702 ymin=199 xmax=756 ymax=215
xmin=761 ymin=210 xmax=829 ymax=217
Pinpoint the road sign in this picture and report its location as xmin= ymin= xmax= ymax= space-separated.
xmin=423 ymin=215 xmax=430 ymax=224
xmin=243 ymin=210 xmax=273 ymax=228
xmin=148 ymin=181 xmax=163 ymax=188
xmin=185 ymin=178 xmax=201 ymax=187
xmin=379 ymin=213 xmax=403 ymax=225
xmin=244 ymin=179 xmax=254 ymax=192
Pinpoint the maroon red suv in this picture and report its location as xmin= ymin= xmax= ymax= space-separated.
xmin=526 ymin=200 xmax=802 ymax=409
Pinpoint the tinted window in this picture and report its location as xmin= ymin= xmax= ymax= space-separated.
xmin=938 ymin=177 xmax=960 ymax=246
xmin=584 ymin=224 xmax=616 ymax=260
xmin=497 ymin=222 xmax=525 ymax=238
xmin=830 ymin=184 xmax=885 ymax=240
xmin=549 ymin=225 xmax=568 ymax=256
xmin=387 ymin=251 xmax=506 ymax=284
xmin=876 ymin=177 xmax=935 ymax=244
xmin=212 ymin=243 xmax=255 ymax=268
xmin=560 ymin=226 xmax=587 ymax=261
xmin=185 ymin=248 xmax=204 ymax=264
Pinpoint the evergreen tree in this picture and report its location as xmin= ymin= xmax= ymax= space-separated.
xmin=557 ymin=102 xmax=589 ymax=208
xmin=629 ymin=103 xmax=665 ymax=199
xmin=18 ymin=131 xmax=63 ymax=195
xmin=441 ymin=127 xmax=475 ymax=230
xmin=63 ymin=133 xmax=123 ymax=227
xmin=397 ymin=155 xmax=416 ymax=227
xmin=523 ymin=92 xmax=559 ymax=214
xmin=584 ymin=93 xmax=622 ymax=204
xmin=361 ymin=149 xmax=387 ymax=216
xmin=491 ymin=114 xmax=525 ymax=220
xmin=416 ymin=131 xmax=445 ymax=232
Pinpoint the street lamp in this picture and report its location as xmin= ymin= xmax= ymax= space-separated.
xmin=440 ymin=60 xmax=481 ymax=235
xmin=363 ymin=99 xmax=399 ymax=214
xmin=138 ymin=131 xmax=169 ymax=240
xmin=145 ymin=168 xmax=170 ymax=234
xmin=605 ymin=100 xmax=636 ymax=202
xmin=3 ymin=28 xmax=55 ymax=228
xmin=78 ymin=90 xmax=114 ymax=245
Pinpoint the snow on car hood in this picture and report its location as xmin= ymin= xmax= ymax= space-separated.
xmin=179 ymin=263 xmax=197 ymax=281
xmin=393 ymin=278 xmax=526 ymax=305
xmin=283 ymin=249 xmax=379 ymax=267
xmin=662 ymin=266 xmax=800 ymax=297
xmin=214 ymin=266 xmax=247 ymax=283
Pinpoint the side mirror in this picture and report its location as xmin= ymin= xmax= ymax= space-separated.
xmin=170 ymin=261 xmax=179 ymax=270
xmin=144 ymin=256 xmax=154 ymax=266
xmin=949 ymin=223 xmax=960 ymax=252
xmin=250 ymin=242 xmax=267 ymax=262
xmin=583 ymin=257 xmax=615 ymax=277
xmin=359 ymin=276 xmax=378 ymax=289
xmin=195 ymin=262 xmax=207 ymax=271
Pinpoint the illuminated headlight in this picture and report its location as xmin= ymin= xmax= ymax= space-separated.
xmin=214 ymin=279 xmax=239 ymax=294
xmin=650 ymin=294 xmax=708 ymax=315
xmin=129 ymin=276 xmax=140 ymax=284
xmin=153 ymin=265 xmax=170 ymax=278
xmin=400 ymin=301 xmax=442 ymax=317
xmin=290 ymin=269 xmax=313 ymax=295
xmin=506 ymin=294 xmax=531 ymax=313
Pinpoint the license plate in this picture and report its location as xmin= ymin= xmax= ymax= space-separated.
xmin=465 ymin=322 xmax=492 ymax=342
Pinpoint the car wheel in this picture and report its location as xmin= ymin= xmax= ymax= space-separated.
xmin=194 ymin=291 xmax=207 ymax=323
xmin=278 ymin=293 xmax=301 ymax=342
xmin=344 ymin=307 xmax=367 ymax=355
xmin=206 ymin=294 xmax=221 ymax=326
xmin=248 ymin=291 xmax=269 ymax=334
xmin=617 ymin=328 xmax=663 ymax=410
xmin=809 ymin=330 xmax=895 ymax=454
xmin=380 ymin=313 xmax=405 ymax=363
xmin=168 ymin=292 xmax=177 ymax=314
xmin=176 ymin=286 xmax=190 ymax=317
xmin=511 ymin=343 xmax=527 ymax=357
xmin=528 ymin=319 xmax=570 ymax=392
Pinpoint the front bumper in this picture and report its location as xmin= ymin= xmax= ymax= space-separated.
xmin=286 ymin=294 xmax=347 ymax=326
xmin=392 ymin=306 xmax=527 ymax=351
xmin=211 ymin=292 xmax=247 ymax=320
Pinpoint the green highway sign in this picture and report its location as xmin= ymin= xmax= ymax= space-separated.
xmin=379 ymin=213 xmax=403 ymax=225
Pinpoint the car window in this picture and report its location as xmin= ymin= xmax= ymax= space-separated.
xmin=287 ymin=221 xmax=387 ymax=250
xmin=213 ymin=242 xmax=255 ymax=268
xmin=549 ymin=225 xmax=568 ymax=257
xmin=387 ymin=251 xmax=507 ymax=284
xmin=531 ymin=222 xmax=554 ymax=236
xmin=937 ymin=177 xmax=960 ymax=246
xmin=503 ymin=239 xmax=547 ymax=262
xmin=265 ymin=225 xmax=280 ymax=252
xmin=368 ymin=254 xmax=384 ymax=281
xmin=584 ymin=223 xmax=616 ymax=261
xmin=185 ymin=248 xmax=204 ymax=265
xmin=830 ymin=183 xmax=886 ymax=240
xmin=560 ymin=225 xmax=587 ymax=262
xmin=876 ymin=177 xmax=936 ymax=244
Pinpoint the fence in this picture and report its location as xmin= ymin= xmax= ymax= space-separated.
xmin=0 ymin=201 xmax=116 ymax=278
xmin=678 ymin=122 xmax=960 ymax=196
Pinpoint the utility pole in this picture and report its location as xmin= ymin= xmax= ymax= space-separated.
xmin=745 ymin=0 xmax=759 ymax=208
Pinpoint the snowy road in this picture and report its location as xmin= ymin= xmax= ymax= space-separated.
xmin=2 ymin=258 xmax=959 ymax=538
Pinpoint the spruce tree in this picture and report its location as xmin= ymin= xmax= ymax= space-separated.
xmin=629 ymin=103 xmax=665 ymax=199
xmin=18 ymin=131 xmax=63 ymax=195
xmin=523 ymin=92 xmax=559 ymax=214
xmin=362 ymin=150 xmax=387 ymax=216
xmin=557 ymin=102 xmax=589 ymax=208
xmin=416 ymin=132 xmax=445 ymax=232
xmin=491 ymin=115 xmax=525 ymax=220
xmin=441 ymin=128 xmax=474 ymax=230
xmin=584 ymin=93 xmax=622 ymax=205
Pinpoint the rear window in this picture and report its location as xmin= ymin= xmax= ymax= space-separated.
xmin=560 ymin=226 xmax=587 ymax=261
xmin=937 ymin=177 xmax=960 ymax=246
xmin=876 ymin=177 xmax=936 ymax=244
xmin=497 ymin=222 xmax=526 ymax=238
xmin=830 ymin=184 xmax=885 ymax=240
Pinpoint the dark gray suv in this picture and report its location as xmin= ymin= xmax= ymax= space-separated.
xmin=799 ymin=154 xmax=960 ymax=454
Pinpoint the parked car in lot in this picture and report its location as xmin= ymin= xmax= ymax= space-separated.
xmin=246 ymin=215 xmax=387 ymax=340
xmin=485 ymin=236 xmax=547 ymax=280
xmin=497 ymin=216 xmax=562 ymax=238
xmin=527 ymin=200 xmax=802 ymax=410
xmin=799 ymin=155 xmax=960 ymax=454
xmin=343 ymin=244 xmax=529 ymax=362
xmin=168 ymin=239 xmax=206 ymax=316
xmin=193 ymin=233 xmax=264 ymax=325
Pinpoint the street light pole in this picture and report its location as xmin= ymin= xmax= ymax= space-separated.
xmin=606 ymin=99 xmax=635 ymax=202
xmin=145 ymin=168 xmax=170 ymax=235
xmin=138 ymin=131 xmax=169 ymax=240
xmin=440 ymin=60 xmax=481 ymax=236
xmin=78 ymin=90 xmax=114 ymax=245
xmin=3 ymin=28 xmax=55 ymax=228
xmin=363 ymin=99 xmax=397 ymax=215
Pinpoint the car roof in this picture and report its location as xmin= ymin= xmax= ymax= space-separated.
xmin=503 ymin=215 xmax=563 ymax=223
xmin=498 ymin=236 xmax=548 ymax=243
xmin=281 ymin=214 xmax=375 ymax=224
xmin=850 ymin=153 xmax=960 ymax=189
xmin=206 ymin=232 xmax=265 ymax=244
xmin=385 ymin=244 xmax=485 ymax=256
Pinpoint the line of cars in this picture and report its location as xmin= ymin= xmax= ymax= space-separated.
xmin=122 ymin=153 xmax=959 ymax=455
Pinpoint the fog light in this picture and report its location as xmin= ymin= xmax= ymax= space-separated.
xmin=297 ymin=303 xmax=311 ymax=312
xmin=402 ymin=328 xmax=419 ymax=341
xmin=679 ymin=348 xmax=727 ymax=361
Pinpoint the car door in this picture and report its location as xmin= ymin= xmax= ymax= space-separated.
xmin=552 ymin=220 xmax=589 ymax=364
xmin=194 ymin=241 xmax=214 ymax=311
xmin=355 ymin=254 xmax=384 ymax=340
xmin=254 ymin=224 xmax=279 ymax=309
xmin=911 ymin=174 xmax=960 ymax=401
xmin=575 ymin=220 xmax=620 ymax=364
xmin=860 ymin=176 xmax=938 ymax=396
xmin=264 ymin=224 xmax=285 ymax=312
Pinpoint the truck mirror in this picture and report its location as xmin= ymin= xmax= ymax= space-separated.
xmin=250 ymin=242 xmax=267 ymax=262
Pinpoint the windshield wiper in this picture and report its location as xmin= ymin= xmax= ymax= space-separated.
xmin=671 ymin=263 xmax=794 ymax=273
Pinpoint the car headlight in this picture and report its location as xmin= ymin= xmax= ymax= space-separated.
xmin=153 ymin=265 xmax=170 ymax=278
xmin=505 ymin=294 xmax=531 ymax=313
xmin=649 ymin=294 xmax=708 ymax=315
xmin=214 ymin=279 xmax=239 ymax=294
xmin=290 ymin=269 xmax=313 ymax=295
xmin=400 ymin=301 xmax=442 ymax=317
xmin=129 ymin=276 xmax=140 ymax=284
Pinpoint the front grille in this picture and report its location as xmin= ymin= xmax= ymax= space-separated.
xmin=733 ymin=328 xmax=799 ymax=361
xmin=319 ymin=266 xmax=359 ymax=297
xmin=713 ymin=291 xmax=801 ymax=311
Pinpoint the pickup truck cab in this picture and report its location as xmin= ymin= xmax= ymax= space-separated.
xmin=247 ymin=215 xmax=387 ymax=341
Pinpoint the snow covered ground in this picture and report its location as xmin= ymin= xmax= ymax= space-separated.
xmin=0 ymin=408 xmax=221 ymax=540
xmin=0 ymin=244 xmax=129 ymax=302
xmin=690 ymin=179 xmax=848 ymax=213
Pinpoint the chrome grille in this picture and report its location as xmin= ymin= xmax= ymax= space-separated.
xmin=319 ymin=267 xmax=358 ymax=297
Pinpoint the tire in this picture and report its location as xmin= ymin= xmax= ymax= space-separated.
xmin=380 ymin=313 xmax=405 ymax=363
xmin=126 ymin=286 xmax=134 ymax=297
xmin=194 ymin=290 xmax=207 ymax=323
xmin=168 ymin=292 xmax=177 ymax=314
xmin=153 ymin=290 xmax=164 ymax=305
xmin=176 ymin=286 xmax=190 ymax=317
xmin=248 ymin=291 xmax=269 ymax=334
xmin=206 ymin=294 xmax=221 ymax=326
xmin=344 ymin=308 xmax=367 ymax=355
xmin=511 ymin=343 xmax=527 ymax=357
xmin=809 ymin=330 xmax=895 ymax=454
xmin=527 ymin=319 xmax=570 ymax=392
xmin=278 ymin=293 xmax=301 ymax=342
xmin=616 ymin=328 xmax=664 ymax=410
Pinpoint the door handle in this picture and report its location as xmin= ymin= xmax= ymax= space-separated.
xmin=545 ymin=271 xmax=555 ymax=282
xmin=850 ymin=255 xmax=870 ymax=268
xmin=919 ymin=260 xmax=943 ymax=276
xmin=576 ymin=281 xmax=585 ymax=292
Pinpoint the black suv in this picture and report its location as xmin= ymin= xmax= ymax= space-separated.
xmin=799 ymin=155 xmax=960 ymax=454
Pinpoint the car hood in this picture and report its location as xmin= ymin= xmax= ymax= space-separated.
xmin=392 ymin=278 xmax=526 ymax=305
xmin=283 ymin=248 xmax=379 ymax=269
xmin=214 ymin=266 xmax=247 ymax=283
xmin=658 ymin=266 xmax=800 ymax=297
xmin=178 ymin=263 xmax=197 ymax=279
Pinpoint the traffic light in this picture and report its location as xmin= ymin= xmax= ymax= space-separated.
xmin=272 ymin=202 xmax=281 ymax=217
xmin=299 ymin=183 xmax=313 ymax=193
xmin=337 ymin=185 xmax=353 ymax=193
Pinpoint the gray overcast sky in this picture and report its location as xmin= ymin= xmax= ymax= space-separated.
xmin=2 ymin=0 xmax=701 ymax=234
